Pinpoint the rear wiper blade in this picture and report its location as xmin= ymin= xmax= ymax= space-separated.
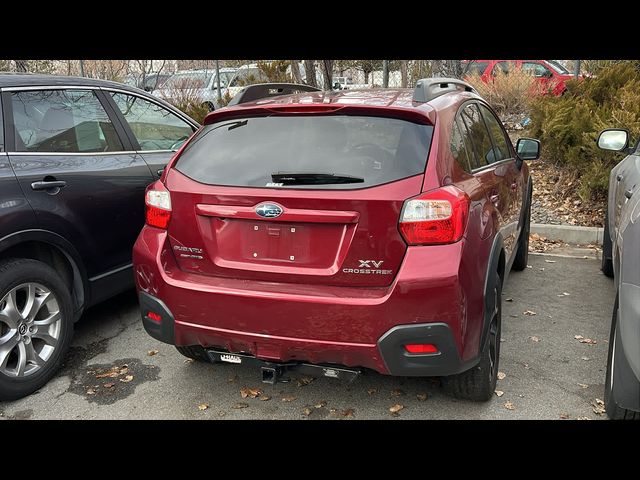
xmin=271 ymin=172 xmax=364 ymax=185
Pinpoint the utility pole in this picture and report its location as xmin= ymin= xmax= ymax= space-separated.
xmin=382 ymin=60 xmax=389 ymax=88
xmin=215 ymin=59 xmax=222 ymax=104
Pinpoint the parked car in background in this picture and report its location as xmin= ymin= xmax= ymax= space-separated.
xmin=463 ymin=60 xmax=578 ymax=96
xmin=0 ymin=74 xmax=199 ymax=400
xmin=133 ymin=79 xmax=540 ymax=401
xmin=154 ymin=68 xmax=237 ymax=111
xmin=122 ymin=72 xmax=171 ymax=92
xmin=224 ymin=64 xmax=268 ymax=100
xmin=597 ymin=129 xmax=640 ymax=420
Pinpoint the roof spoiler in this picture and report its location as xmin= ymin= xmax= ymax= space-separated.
xmin=228 ymin=83 xmax=321 ymax=106
xmin=413 ymin=77 xmax=476 ymax=103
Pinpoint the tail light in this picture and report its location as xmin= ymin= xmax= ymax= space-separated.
xmin=145 ymin=182 xmax=172 ymax=229
xmin=399 ymin=186 xmax=470 ymax=245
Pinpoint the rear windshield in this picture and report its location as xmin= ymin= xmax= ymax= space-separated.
xmin=175 ymin=115 xmax=433 ymax=189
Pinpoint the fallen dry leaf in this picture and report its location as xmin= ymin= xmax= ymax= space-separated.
xmin=495 ymin=390 xmax=504 ymax=397
xmin=497 ymin=372 xmax=506 ymax=380
xmin=302 ymin=407 xmax=313 ymax=417
xmin=184 ymin=358 xmax=194 ymax=364
xmin=296 ymin=376 xmax=315 ymax=387
xmin=581 ymin=356 xmax=590 ymax=361
xmin=591 ymin=398 xmax=605 ymax=415
xmin=574 ymin=335 xmax=584 ymax=340
xmin=367 ymin=388 xmax=377 ymax=396
xmin=258 ymin=395 xmax=271 ymax=402
xmin=562 ymin=292 xmax=571 ymax=296
xmin=232 ymin=402 xmax=249 ymax=409
xmin=198 ymin=403 xmax=209 ymax=411
xmin=281 ymin=395 xmax=297 ymax=403
xmin=240 ymin=387 xmax=262 ymax=399
xmin=147 ymin=349 xmax=159 ymax=356
xmin=526 ymin=265 xmax=532 ymax=269
xmin=416 ymin=393 xmax=428 ymax=401
xmin=104 ymin=382 xmax=115 ymax=389
xmin=120 ymin=375 xmax=134 ymax=383
xmin=577 ymin=416 xmax=590 ymax=420
xmin=544 ymin=259 xmax=556 ymax=263
xmin=95 ymin=370 xmax=119 ymax=379
xmin=559 ymin=413 xmax=569 ymax=419
xmin=505 ymin=298 xmax=513 ymax=302
xmin=530 ymin=336 xmax=541 ymax=343
xmin=391 ymin=388 xmax=405 ymax=397
xmin=86 ymin=388 xmax=96 ymax=396
xmin=580 ymin=338 xmax=597 ymax=345
xmin=504 ymin=401 xmax=515 ymax=410
xmin=523 ymin=310 xmax=537 ymax=316
xmin=315 ymin=400 xmax=327 ymax=409
xmin=342 ymin=408 xmax=355 ymax=418
xmin=577 ymin=383 xmax=589 ymax=389
xmin=389 ymin=404 xmax=404 ymax=414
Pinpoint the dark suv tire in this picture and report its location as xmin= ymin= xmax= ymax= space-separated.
xmin=0 ymin=258 xmax=74 ymax=401
xmin=601 ymin=210 xmax=614 ymax=278
xmin=176 ymin=345 xmax=210 ymax=362
xmin=512 ymin=193 xmax=531 ymax=271
xmin=604 ymin=295 xmax=640 ymax=420
xmin=443 ymin=274 xmax=502 ymax=401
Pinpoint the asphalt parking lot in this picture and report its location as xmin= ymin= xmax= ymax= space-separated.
xmin=0 ymin=247 xmax=615 ymax=420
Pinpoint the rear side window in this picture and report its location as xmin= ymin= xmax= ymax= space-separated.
xmin=465 ymin=61 xmax=489 ymax=76
xmin=492 ymin=61 xmax=512 ymax=75
xmin=11 ymin=90 xmax=123 ymax=153
xmin=176 ymin=115 xmax=433 ymax=189
xmin=459 ymin=103 xmax=495 ymax=168
xmin=450 ymin=119 xmax=474 ymax=172
xmin=477 ymin=104 xmax=512 ymax=162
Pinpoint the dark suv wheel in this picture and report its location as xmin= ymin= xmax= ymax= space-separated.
xmin=0 ymin=259 xmax=74 ymax=401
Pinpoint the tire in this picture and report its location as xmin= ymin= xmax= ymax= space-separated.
xmin=512 ymin=192 xmax=531 ymax=271
xmin=601 ymin=210 xmax=614 ymax=278
xmin=0 ymin=258 xmax=74 ymax=401
xmin=604 ymin=295 xmax=640 ymax=420
xmin=443 ymin=276 xmax=502 ymax=401
xmin=176 ymin=345 xmax=210 ymax=362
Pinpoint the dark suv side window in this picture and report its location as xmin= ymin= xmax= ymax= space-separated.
xmin=11 ymin=90 xmax=123 ymax=153
xmin=477 ymin=104 xmax=511 ymax=162
xmin=459 ymin=103 xmax=494 ymax=168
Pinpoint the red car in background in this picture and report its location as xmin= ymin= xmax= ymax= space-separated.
xmin=463 ymin=60 xmax=577 ymax=96
xmin=133 ymin=79 xmax=540 ymax=401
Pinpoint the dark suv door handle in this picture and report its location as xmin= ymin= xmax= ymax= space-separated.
xmin=625 ymin=189 xmax=634 ymax=199
xmin=31 ymin=180 xmax=67 ymax=191
xmin=617 ymin=174 xmax=624 ymax=182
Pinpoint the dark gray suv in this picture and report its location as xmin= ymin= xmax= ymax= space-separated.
xmin=598 ymin=128 xmax=640 ymax=420
xmin=0 ymin=74 xmax=199 ymax=400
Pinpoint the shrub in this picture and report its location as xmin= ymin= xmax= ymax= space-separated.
xmin=530 ymin=62 xmax=640 ymax=200
xmin=465 ymin=66 xmax=541 ymax=116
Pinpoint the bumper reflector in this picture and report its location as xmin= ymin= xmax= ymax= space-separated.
xmin=404 ymin=343 xmax=438 ymax=354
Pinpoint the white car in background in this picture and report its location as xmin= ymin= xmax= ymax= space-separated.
xmin=224 ymin=64 xmax=269 ymax=100
xmin=154 ymin=68 xmax=237 ymax=110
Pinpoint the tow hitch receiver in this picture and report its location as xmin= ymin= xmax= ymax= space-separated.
xmin=206 ymin=349 xmax=361 ymax=384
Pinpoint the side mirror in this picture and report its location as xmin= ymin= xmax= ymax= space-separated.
xmin=516 ymin=138 xmax=541 ymax=160
xmin=597 ymin=129 xmax=629 ymax=152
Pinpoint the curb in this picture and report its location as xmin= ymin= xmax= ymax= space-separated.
xmin=531 ymin=223 xmax=603 ymax=245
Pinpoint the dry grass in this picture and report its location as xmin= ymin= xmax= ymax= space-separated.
xmin=466 ymin=66 xmax=543 ymax=115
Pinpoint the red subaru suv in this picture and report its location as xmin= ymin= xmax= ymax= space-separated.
xmin=133 ymin=79 xmax=539 ymax=401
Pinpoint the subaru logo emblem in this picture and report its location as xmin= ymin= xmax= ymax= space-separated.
xmin=255 ymin=202 xmax=283 ymax=218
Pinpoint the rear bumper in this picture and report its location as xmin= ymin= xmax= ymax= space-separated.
xmin=133 ymin=227 xmax=483 ymax=376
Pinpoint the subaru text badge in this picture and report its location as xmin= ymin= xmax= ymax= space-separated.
xmin=255 ymin=203 xmax=283 ymax=218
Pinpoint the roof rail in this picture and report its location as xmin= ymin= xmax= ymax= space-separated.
xmin=413 ymin=77 xmax=476 ymax=103
xmin=228 ymin=83 xmax=321 ymax=106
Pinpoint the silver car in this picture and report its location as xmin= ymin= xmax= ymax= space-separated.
xmin=598 ymin=128 xmax=640 ymax=420
xmin=154 ymin=68 xmax=237 ymax=110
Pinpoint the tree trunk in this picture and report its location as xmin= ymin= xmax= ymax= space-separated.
xmin=400 ymin=60 xmax=408 ymax=88
xmin=304 ymin=60 xmax=317 ymax=88
xmin=321 ymin=60 xmax=334 ymax=91
xmin=15 ymin=60 xmax=28 ymax=72
xmin=290 ymin=61 xmax=302 ymax=83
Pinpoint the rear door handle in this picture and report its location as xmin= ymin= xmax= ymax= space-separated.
xmin=31 ymin=180 xmax=67 ymax=191
xmin=617 ymin=174 xmax=624 ymax=182
xmin=625 ymin=189 xmax=634 ymax=199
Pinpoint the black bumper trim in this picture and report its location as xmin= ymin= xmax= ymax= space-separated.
xmin=378 ymin=322 xmax=478 ymax=376
xmin=139 ymin=292 xmax=175 ymax=345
